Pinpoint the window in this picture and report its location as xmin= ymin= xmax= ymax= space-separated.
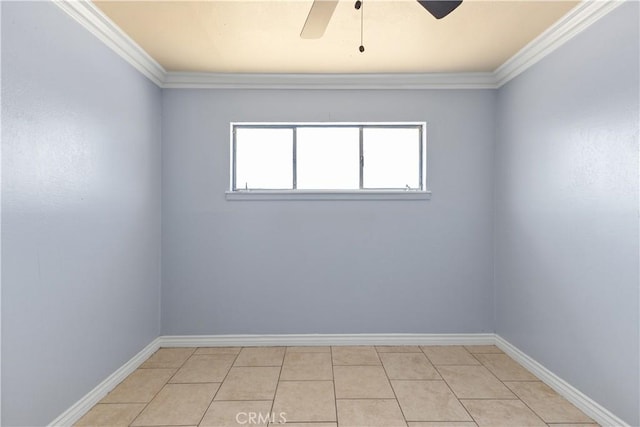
xmin=229 ymin=122 xmax=429 ymax=200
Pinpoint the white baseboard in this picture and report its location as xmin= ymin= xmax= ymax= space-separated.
xmin=159 ymin=333 xmax=495 ymax=348
xmin=495 ymin=335 xmax=629 ymax=427
xmin=49 ymin=333 xmax=628 ymax=427
xmin=48 ymin=337 xmax=161 ymax=427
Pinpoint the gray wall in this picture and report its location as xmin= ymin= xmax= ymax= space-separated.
xmin=3 ymin=1 xmax=638 ymax=425
xmin=1 ymin=2 xmax=162 ymax=425
xmin=494 ymin=2 xmax=639 ymax=425
xmin=161 ymin=89 xmax=496 ymax=335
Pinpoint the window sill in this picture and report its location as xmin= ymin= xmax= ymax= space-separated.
xmin=225 ymin=190 xmax=432 ymax=201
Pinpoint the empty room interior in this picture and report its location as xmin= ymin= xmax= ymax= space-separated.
xmin=1 ymin=0 xmax=639 ymax=426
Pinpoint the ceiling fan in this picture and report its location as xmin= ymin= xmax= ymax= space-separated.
xmin=300 ymin=0 xmax=463 ymax=39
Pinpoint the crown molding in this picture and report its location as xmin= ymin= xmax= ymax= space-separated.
xmin=53 ymin=0 xmax=622 ymax=90
xmin=52 ymin=0 xmax=166 ymax=86
xmin=162 ymin=71 xmax=497 ymax=89
xmin=494 ymin=0 xmax=625 ymax=87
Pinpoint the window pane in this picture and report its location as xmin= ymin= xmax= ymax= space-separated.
xmin=363 ymin=128 xmax=421 ymax=189
xmin=296 ymin=127 xmax=360 ymax=190
xmin=235 ymin=128 xmax=293 ymax=189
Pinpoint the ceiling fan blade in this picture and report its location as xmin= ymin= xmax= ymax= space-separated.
xmin=300 ymin=0 xmax=339 ymax=39
xmin=417 ymin=0 xmax=462 ymax=19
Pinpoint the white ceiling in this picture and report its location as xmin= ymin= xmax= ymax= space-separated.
xmin=93 ymin=0 xmax=579 ymax=74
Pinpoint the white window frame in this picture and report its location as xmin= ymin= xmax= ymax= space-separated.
xmin=226 ymin=122 xmax=431 ymax=201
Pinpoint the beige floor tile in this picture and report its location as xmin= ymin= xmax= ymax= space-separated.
xmin=381 ymin=353 xmax=441 ymax=380
xmin=270 ymin=424 xmax=337 ymax=427
xmin=332 ymin=346 xmax=381 ymax=365
xmin=506 ymin=381 xmax=594 ymax=423
xmin=376 ymin=346 xmax=422 ymax=353
xmin=475 ymin=353 xmax=538 ymax=381
xmin=272 ymin=380 xmax=336 ymax=422
xmin=194 ymin=347 xmax=242 ymax=355
xmin=101 ymin=369 xmax=175 ymax=403
xmin=333 ymin=365 xmax=394 ymax=398
xmin=140 ymin=348 xmax=195 ymax=369
xmin=79 ymin=344 xmax=600 ymax=427
xmin=200 ymin=400 xmax=272 ymax=426
xmin=461 ymin=399 xmax=547 ymax=427
xmin=464 ymin=345 xmax=503 ymax=354
xmin=131 ymin=383 xmax=219 ymax=426
xmin=337 ymin=399 xmax=407 ymax=427
xmin=170 ymin=354 xmax=235 ymax=383
xmin=74 ymin=403 xmax=145 ymax=426
xmin=437 ymin=366 xmax=516 ymax=399
xmin=421 ymin=346 xmax=480 ymax=366
xmin=543 ymin=424 xmax=599 ymax=427
xmin=286 ymin=346 xmax=331 ymax=353
xmin=408 ymin=423 xmax=478 ymax=427
xmin=215 ymin=367 xmax=280 ymax=400
xmin=392 ymin=380 xmax=472 ymax=422
xmin=280 ymin=352 xmax=333 ymax=380
xmin=234 ymin=347 xmax=285 ymax=367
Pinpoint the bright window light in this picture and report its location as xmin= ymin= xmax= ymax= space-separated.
xmin=296 ymin=127 xmax=360 ymax=190
xmin=235 ymin=128 xmax=292 ymax=189
xmin=231 ymin=123 xmax=425 ymax=195
xmin=363 ymin=128 xmax=421 ymax=189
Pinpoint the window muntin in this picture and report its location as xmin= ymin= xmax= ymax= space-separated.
xmin=231 ymin=123 xmax=426 ymax=193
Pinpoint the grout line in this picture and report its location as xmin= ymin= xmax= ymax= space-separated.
xmin=268 ymin=348 xmax=285 ymax=418
xmin=161 ymin=381 xmax=226 ymax=385
xmin=128 ymin=349 xmax=195 ymax=426
xmin=192 ymin=346 xmax=244 ymax=426
xmin=130 ymin=424 xmax=196 ymax=427
xmin=498 ymin=382 xmax=552 ymax=424
xmin=435 ymin=365 xmax=477 ymax=424
xmin=423 ymin=364 xmax=485 ymax=367
xmin=467 ymin=351 xmax=505 ymax=354
xmin=330 ymin=346 xmax=339 ymax=424
xmin=459 ymin=397 xmax=528 ymax=401
xmin=545 ymin=424 xmax=599 ymax=426
xmin=97 ymin=401 xmax=152 ymax=405
xmin=379 ymin=356 xmax=409 ymax=426
xmin=164 ymin=348 xmax=198 ymax=383
xmin=469 ymin=350 xmax=482 ymax=365
xmin=335 ymin=397 xmax=415 ymax=401
xmin=476 ymin=353 xmax=586 ymax=423
xmin=468 ymin=353 xmax=552 ymax=425
xmin=232 ymin=365 xmax=282 ymax=368
xmin=332 ymin=364 xmax=382 ymax=366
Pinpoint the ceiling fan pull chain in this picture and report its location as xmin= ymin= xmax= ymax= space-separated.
xmin=356 ymin=0 xmax=365 ymax=53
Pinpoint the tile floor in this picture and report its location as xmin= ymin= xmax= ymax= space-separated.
xmin=75 ymin=345 xmax=598 ymax=427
